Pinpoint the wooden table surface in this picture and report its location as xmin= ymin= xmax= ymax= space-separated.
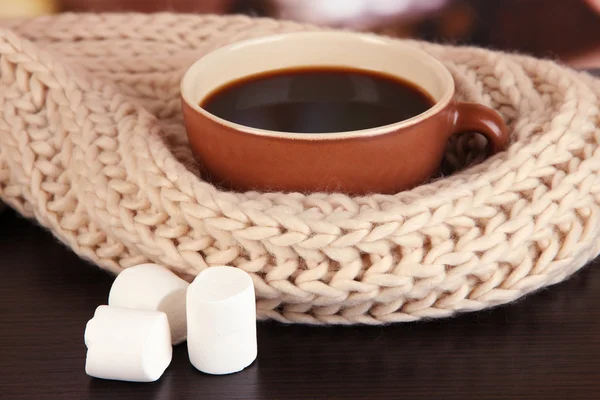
xmin=1 ymin=207 xmax=600 ymax=400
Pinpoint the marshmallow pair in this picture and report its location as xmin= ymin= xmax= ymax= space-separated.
xmin=84 ymin=264 xmax=257 ymax=382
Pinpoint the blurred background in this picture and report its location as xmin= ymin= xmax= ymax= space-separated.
xmin=1 ymin=0 xmax=600 ymax=68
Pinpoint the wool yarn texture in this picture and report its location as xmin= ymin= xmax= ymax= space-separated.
xmin=1 ymin=13 xmax=599 ymax=325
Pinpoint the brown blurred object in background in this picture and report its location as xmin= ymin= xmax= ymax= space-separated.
xmin=484 ymin=0 xmax=600 ymax=68
xmin=1 ymin=0 xmax=600 ymax=67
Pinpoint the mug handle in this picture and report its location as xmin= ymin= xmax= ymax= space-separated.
xmin=450 ymin=102 xmax=510 ymax=154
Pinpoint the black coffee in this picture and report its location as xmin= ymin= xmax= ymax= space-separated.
xmin=200 ymin=67 xmax=435 ymax=133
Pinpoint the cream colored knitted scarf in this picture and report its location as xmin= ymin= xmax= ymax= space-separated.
xmin=1 ymin=13 xmax=599 ymax=325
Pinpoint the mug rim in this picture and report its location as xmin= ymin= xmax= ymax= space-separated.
xmin=181 ymin=31 xmax=455 ymax=141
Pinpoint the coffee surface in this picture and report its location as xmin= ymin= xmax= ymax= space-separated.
xmin=200 ymin=67 xmax=435 ymax=133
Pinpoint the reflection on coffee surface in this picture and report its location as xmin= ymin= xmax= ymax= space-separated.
xmin=200 ymin=67 xmax=435 ymax=133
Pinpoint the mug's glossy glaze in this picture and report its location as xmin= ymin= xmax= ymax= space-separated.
xmin=181 ymin=32 xmax=509 ymax=195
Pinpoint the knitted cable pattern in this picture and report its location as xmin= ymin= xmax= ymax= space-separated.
xmin=1 ymin=13 xmax=599 ymax=325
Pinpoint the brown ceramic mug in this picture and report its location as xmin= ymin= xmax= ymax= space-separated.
xmin=181 ymin=31 xmax=509 ymax=195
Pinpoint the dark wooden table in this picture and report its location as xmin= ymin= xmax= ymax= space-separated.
xmin=1 ymin=207 xmax=600 ymax=400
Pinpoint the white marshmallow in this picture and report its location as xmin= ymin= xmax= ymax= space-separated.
xmin=108 ymin=263 xmax=189 ymax=345
xmin=84 ymin=305 xmax=172 ymax=382
xmin=187 ymin=266 xmax=257 ymax=375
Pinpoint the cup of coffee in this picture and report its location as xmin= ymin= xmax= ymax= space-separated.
xmin=181 ymin=31 xmax=509 ymax=195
